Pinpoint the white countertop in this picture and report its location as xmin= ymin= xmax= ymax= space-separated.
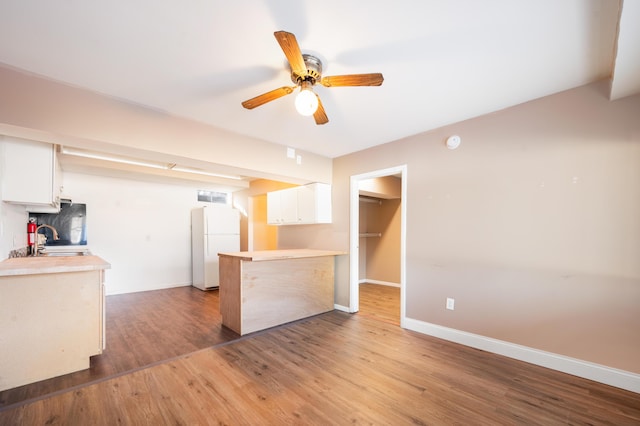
xmin=218 ymin=249 xmax=346 ymax=262
xmin=0 ymin=255 xmax=111 ymax=277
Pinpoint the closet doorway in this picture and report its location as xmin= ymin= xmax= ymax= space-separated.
xmin=349 ymin=165 xmax=407 ymax=327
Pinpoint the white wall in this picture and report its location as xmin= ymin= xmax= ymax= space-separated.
xmin=62 ymin=171 xmax=215 ymax=295
xmin=0 ymin=203 xmax=28 ymax=258
xmin=0 ymin=136 xmax=30 ymax=258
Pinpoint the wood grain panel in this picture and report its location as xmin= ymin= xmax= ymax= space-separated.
xmin=219 ymin=255 xmax=241 ymax=334
xmin=218 ymin=249 xmax=345 ymax=261
xmin=0 ymin=271 xmax=101 ymax=391
xmin=0 ymin=255 xmax=110 ymax=276
xmin=359 ymin=283 xmax=400 ymax=325
xmin=241 ymin=256 xmax=334 ymax=334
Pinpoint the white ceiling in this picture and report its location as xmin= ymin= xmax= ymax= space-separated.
xmin=0 ymin=1 xmax=638 ymax=160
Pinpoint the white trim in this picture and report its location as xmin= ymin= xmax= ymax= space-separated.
xmin=334 ymin=304 xmax=350 ymax=313
xmin=349 ymin=176 xmax=360 ymax=313
xmin=359 ymin=279 xmax=400 ymax=288
xmin=349 ymin=165 xmax=407 ymax=319
xmin=106 ymin=282 xmax=191 ymax=296
xmin=404 ymin=317 xmax=640 ymax=394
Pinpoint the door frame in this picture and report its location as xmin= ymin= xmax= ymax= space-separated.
xmin=349 ymin=164 xmax=407 ymax=327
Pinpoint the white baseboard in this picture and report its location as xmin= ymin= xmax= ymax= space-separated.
xmin=403 ymin=317 xmax=640 ymax=394
xmin=359 ymin=279 xmax=400 ymax=288
xmin=334 ymin=304 xmax=350 ymax=313
xmin=106 ymin=282 xmax=191 ymax=296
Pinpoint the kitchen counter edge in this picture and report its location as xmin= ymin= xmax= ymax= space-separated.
xmin=0 ymin=255 xmax=111 ymax=277
xmin=218 ymin=249 xmax=346 ymax=262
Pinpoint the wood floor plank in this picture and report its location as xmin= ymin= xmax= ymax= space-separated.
xmin=3 ymin=311 xmax=637 ymax=425
xmin=1 ymin=284 xmax=639 ymax=424
xmin=359 ymin=282 xmax=400 ymax=325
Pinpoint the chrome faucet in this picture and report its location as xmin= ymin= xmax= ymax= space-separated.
xmin=32 ymin=224 xmax=60 ymax=256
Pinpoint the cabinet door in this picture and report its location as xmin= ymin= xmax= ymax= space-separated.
xmin=296 ymin=184 xmax=316 ymax=224
xmin=266 ymin=184 xmax=332 ymax=225
xmin=1 ymin=138 xmax=59 ymax=209
xmin=266 ymin=191 xmax=282 ymax=224
xmin=313 ymin=183 xmax=332 ymax=223
xmin=298 ymin=183 xmax=332 ymax=224
xmin=280 ymin=187 xmax=299 ymax=223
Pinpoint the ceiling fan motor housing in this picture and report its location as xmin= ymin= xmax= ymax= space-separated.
xmin=291 ymin=54 xmax=322 ymax=84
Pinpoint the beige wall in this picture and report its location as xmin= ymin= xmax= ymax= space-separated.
xmin=280 ymin=81 xmax=640 ymax=374
xmin=365 ymin=198 xmax=401 ymax=284
xmin=358 ymin=200 xmax=368 ymax=278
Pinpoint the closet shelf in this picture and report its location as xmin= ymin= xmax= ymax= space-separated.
xmin=359 ymin=232 xmax=382 ymax=238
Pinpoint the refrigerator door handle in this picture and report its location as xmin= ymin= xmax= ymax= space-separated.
xmin=204 ymin=214 xmax=209 ymax=235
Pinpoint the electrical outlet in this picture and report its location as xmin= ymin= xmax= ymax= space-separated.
xmin=446 ymin=298 xmax=455 ymax=310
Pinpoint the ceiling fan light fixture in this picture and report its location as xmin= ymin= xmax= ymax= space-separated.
xmin=295 ymin=81 xmax=318 ymax=116
xmin=241 ymin=31 xmax=383 ymax=125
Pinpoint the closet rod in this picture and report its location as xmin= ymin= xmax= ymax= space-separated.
xmin=359 ymin=232 xmax=382 ymax=238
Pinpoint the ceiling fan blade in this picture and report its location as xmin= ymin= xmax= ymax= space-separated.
xmin=241 ymin=86 xmax=295 ymax=110
xmin=313 ymin=95 xmax=328 ymax=125
xmin=274 ymin=31 xmax=307 ymax=77
xmin=320 ymin=73 xmax=384 ymax=87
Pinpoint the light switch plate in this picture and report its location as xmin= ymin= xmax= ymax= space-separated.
xmin=446 ymin=298 xmax=455 ymax=310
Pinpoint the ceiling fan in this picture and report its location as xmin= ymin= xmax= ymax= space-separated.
xmin=241 ymin=31 xmax=384 ymax=125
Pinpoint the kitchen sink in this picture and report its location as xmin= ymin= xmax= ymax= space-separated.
xmin=39 ymin=251 xmax=91 ymax=257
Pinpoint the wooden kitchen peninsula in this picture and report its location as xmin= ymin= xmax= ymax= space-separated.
xmin=218 ymin=249 xmax=345 ymax=335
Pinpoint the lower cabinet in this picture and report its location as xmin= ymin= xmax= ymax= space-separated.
xmin=0 ymin=269 xmax=105 ymax=391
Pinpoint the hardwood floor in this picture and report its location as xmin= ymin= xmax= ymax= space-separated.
xmin=0 ymin=286 xmax=238 ymax=408
xmin=1 ymin=284 xmax=639 ymax=424
xmin=359 ymin=282 xmax=400 ymax=325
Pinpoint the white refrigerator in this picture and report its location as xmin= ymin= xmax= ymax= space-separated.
xmin=191 ymin=205 xmax=240 ymax=290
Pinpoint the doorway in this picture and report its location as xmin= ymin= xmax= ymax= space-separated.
xmin=349 ymin=165 xmax=407 ymax=327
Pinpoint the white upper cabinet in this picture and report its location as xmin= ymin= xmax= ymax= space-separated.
xmin=266 ymin=190 xmax=284 ymax=225
xmin=267 ymin=183 xmax=332 ymax=225
xmin=267 ymin=187 xmax=300 ymax=225
xmin=1 ymin=137 xmax=62 ymax=212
